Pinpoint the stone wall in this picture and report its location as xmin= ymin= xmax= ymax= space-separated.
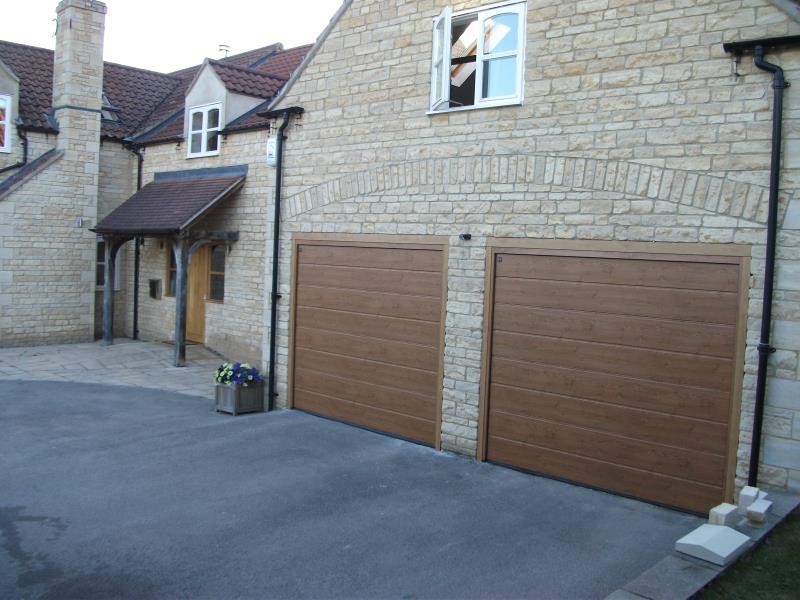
xmin=274 ymin=0 xmax=800 ymax=491
xmin=131 ymin=131 xmax=275 ymax=366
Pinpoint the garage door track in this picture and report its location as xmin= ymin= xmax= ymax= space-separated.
xmin=0 ymin=381 xmax=701 ymax=599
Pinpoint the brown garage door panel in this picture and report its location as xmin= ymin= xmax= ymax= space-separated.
xmin=295 ymin=368 xmax=436 ymax=421
xmin=496 ymin=254 xmax=740 ymax=292
xmin=295 ymin=327 xmax=439 ymax=372
xmin=489 ymin=384 xmax=728 ymax=455
xmin=298 ymin=264 xmax=442 ymax=297
xmin=298 ymin=244 xmax=442 ymax=272
xmin=487 ymin=436 xmax=724 ymax=514
xmin=485 ymin=249 xmax=743 ymax=513
xmin=295 ymin=306 xmax=440 ymax=347
xmin=295 ymin=388 xmax=435 ymax=445
xmin=491 ymin=358 xmax=730 ymax=422
xmin=297 ymin=286 xmax=441 ymax=322
xmin=295 ymin=348 xmax=438 ymax=398
xmin=488 ymin=412 xmax=725 ymax=486
xmin=493 ymin=305 xmax=736 ymax=358
xmin=292 ymin=242 xmax=445 ymax=447
xmin=491 ymin=331 xmax=733 ymax=390
xmin=493 ymin=277 xmax=738 ymax=324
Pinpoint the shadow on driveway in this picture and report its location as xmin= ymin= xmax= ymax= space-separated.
xmin=0 ymin=380 xmax=701 ymax=599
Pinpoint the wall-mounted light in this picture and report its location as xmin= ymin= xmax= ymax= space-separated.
xmin=459 ymin=233 xmax=472 ymax=241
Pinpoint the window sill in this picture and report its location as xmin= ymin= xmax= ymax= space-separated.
xmin=186 ymin=151 xmax=220 ymax=159
xmin=426 ymin=100 xmax=522 ymax=116
xmin=206 ymin=299 xmax=224 ymax=305
xmin=0 ymin=148 xmax=11 ymax=153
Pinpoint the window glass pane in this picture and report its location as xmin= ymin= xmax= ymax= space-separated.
xmin=190 ymin=132 xmax=202 ymax=154
xmin=169 ymin=249 xmax=176 ymax=270
xmin=484 ymin=13 xmax=518 ymax=54
xmin=482 ymin=56 xmax=517 ymax=99
xmin=206 ymin=131 xmax=219 ymax=152
xmin=168 ymin=271 xmax=176 ymax=296
xmin=452 ymin=18 xmax=478 ymax=59
xmin=191 ymin=111 xmax=203 ymax=131
xmin=210 ymin=245 xmax=226 ymax=273
xmin=0 ymin=124 xmax=4 ymax=148
xmin=207 ymin=108 xmax=220 ymax=129
xmin=209 ymin=274 xmax=224 ymax=302
xmin=97 ymin=241 xmax=105 ymax=262
xmin=96 ymin=264 xmax=105 ymax=286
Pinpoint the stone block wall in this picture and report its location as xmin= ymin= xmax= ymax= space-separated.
xmin=274 ymin=0 xmax=800 ymax=490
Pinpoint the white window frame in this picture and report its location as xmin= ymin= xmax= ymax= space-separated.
xmin=187 ymin=102 xmax=222 ymax=158
xmin=0 ymin=94 xmax=11 ymax=153
xmin=428 ymin=1 xmax=526 ymax=114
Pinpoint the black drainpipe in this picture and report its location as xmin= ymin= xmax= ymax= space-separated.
xmin=0 ymin=122 xmax=29 ymax=175
xmin=125 ymin=143 xmax=144 ymax=339
xmin=723 ymin=36 xmax=799 ymax=487
xmin=259 ymin=106 xmax=304 ymax=411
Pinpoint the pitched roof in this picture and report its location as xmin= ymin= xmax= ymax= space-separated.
xmin=94 ymin=165 xmax=247 ymax=235
xmin=209 ymin=60 xmax=287 ymax=99
xmin=133 ymin=45 xmax=311 ymax=144
xmin=0 ymin=40 xmax=310 ymax=144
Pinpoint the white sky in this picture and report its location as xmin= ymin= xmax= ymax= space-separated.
xmin=3 ymin=0 xmax=344 ymax=73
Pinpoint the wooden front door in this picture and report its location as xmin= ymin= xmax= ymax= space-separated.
xmin=186 ymin=245 xmax=209 ymax=343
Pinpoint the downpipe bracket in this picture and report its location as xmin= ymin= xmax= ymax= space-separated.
xmin=757 ymin=343 xmax=776 ymax=355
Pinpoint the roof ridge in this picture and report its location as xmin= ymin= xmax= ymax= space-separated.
xmin=208 ymin=59 xmax=287 ymax=81
xmin=102 ymin=60 xmax=180 ymax=81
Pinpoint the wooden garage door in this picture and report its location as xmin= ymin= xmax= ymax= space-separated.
xmin=484 ymin=248 xmax=746 ymax=513
xmin=290 ymin=241 xmax=445 ymax=446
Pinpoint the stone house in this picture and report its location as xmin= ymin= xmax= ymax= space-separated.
xmin=264 ymin=0 xmax=800 ymax=512
xmin=0 ymin=0 xmax=309 ymax=366
xmin=3 ymin=0 xmax=800 ymax=515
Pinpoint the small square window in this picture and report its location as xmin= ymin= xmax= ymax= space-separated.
xmin=187 ymin=103 xmax=222 ymax=158
xmin=429 ymin=2 xmax=526 ymax=113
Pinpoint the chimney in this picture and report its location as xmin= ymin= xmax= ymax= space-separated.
xmin=52 ymin=0 xmax=106 ymax=154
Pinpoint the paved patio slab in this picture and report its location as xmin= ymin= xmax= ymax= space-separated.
xmin=0 ymin=340 xmax=222 ymax=399
xmin=0 ymin=380 xmax=702 ymax=599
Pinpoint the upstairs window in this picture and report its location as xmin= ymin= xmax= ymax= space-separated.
xmin=0 ymin=94 xmax=10 ymax=152
xmin=429 ymin=2 xmax=526 ymax=113
xmin=188 ymin=103 xmax=222 ymax=158
xmin=101 ymin=93 xmax=120 ymax=122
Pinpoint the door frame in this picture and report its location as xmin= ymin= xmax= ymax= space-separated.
xmin=477 ymin=238 xmax=751 ymax=503
xmin=287 ymin=233 xmax=450 ymax=450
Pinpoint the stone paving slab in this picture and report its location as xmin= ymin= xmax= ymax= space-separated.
xmin=0 ymin=339 xmax=223 ymax=399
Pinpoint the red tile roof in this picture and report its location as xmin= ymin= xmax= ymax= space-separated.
xmin=0 ymin=40 xmax=310 ymax=144
xmin=209 ymin=61 xmax=286 ymax=99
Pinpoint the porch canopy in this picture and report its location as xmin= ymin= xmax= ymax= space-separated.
xmin=93 ymin=165 xmax=246 ymax=366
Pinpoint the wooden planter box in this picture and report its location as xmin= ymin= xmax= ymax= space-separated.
xmin=215 ymin=381 xmax=265 ymax=415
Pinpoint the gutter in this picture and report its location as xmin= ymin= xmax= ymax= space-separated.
xmin=0 ymin=121 xmax=29 ymax=175
xmin=259 ymin=105 xmax=304 ymax=411
xmin=723 ymin=36 xmax=799 ymax=487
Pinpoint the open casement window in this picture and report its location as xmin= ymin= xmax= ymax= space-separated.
xmin=0 ymin=94 xmax=10 ymax=152
xmin=188 ymin=103 xmax=222 ymax=157
xmin=430 ymin=7 xmax=452 ymax=111
xmin=430 ymin=2 xmax=525 ymax=113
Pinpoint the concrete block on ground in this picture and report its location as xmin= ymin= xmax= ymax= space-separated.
xmin=709 ymin=503 xmax=739 ymax=526
xmin=746 ymin=498 xmax=773 ymax=524
xmin=675 ymin=524 xmax=750 ymax=566
xmin=738 ymin=486 xmax=759 ymax=514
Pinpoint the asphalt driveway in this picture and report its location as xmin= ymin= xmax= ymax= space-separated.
xmin=0 ymin=380 xmax=701 ymax=599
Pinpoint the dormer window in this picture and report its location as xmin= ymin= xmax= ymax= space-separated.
xmin=188 ymin=103 xmax=222 ymax=158
xmin=0 ymin=94 xmax=11 ymax=152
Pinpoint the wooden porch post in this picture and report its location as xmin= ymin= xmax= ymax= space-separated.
xmin=102 ymin=235 xmax=117 ymax=346
xmin=172 ymin=237 xmax=189 ymax=367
